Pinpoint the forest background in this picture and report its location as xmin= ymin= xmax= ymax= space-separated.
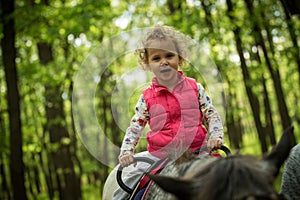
xmin=1 ymin=0 xmax=300 ymax=199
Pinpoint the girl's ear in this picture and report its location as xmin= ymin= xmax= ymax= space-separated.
xmin=144 ymin=63 xmax=151 ymax=71
xmin=178 ymin=56 xmax=184 ymax=67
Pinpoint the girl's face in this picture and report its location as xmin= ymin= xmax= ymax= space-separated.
xmin=146 ymin=39 xmax=182 ymax=86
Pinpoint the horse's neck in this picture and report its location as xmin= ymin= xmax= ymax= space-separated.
xmin=178 ymin=155 xmax=218 ymax=179
xmin=160 ymin=154 xmax=217 ymax=179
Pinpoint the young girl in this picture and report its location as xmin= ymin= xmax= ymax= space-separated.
xmin=113 ymin=25 xmax=224 ymax=200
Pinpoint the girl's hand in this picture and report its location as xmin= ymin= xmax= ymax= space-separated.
xmin=119 ymin=154 xmax=136 ymax=167
xmin=207 ymin=138 xmax=222 ymax=150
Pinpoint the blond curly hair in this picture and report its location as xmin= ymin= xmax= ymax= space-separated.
xmin=135 ymin=25 xmax=190 ymax=69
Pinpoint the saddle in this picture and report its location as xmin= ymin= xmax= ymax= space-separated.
xmin=130 ymin=158 xmax=169 ymax=200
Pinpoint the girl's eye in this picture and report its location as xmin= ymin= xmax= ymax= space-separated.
xmin=166 ymin=54 xmax=175 ymax=58
xmin=152 ymin=57 xmax=160 ymax=61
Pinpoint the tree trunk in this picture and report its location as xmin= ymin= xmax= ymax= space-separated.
xmin=37 ymin=42 xmax=81 ymax=200
xmin=200 ymin=0 xmax=243 ymax=149
xmin=244 ymin=0 xmax=293 ymax=133
xmin=200 ymin=0 xmax=214 ymax=33
xmin=280 ymin=0 xmax=300 ymax=82
xmin=226 ymin=0 xmax=268 ymax=153
xmin=226 ymin=85 xmax=243 ymax=150
xmin=32 ymin=154 xmax=41 ymax=194
xmin=280 ymin=0 xmax=300 ymax=15
xmin=39 ymin=150 xmax=55 ymax=200
xmin=249 ymin=44 xmax=276 ymax=146
xmin=167 ymin=0 xmax=182 ymax=14
xmin=1 ymin=0 xmax=28 ymax=199
xmin=280 ymin=0 xmax=300 ymax=126
xmin=0 ymin=97 xmax=11 ymax=199
xmin=262 ymin=77 xmax=276 ymax=145
xmin=0 ymin=153 xmax=11 ymax=200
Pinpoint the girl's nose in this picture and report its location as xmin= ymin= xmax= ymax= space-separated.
xmin=160 ymin=58 xmax=168 ymax=66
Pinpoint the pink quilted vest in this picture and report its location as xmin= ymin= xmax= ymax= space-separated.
xmin=142 ymin=72 xmax=208 ymax=158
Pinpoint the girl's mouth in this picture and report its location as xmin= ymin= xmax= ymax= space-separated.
xmin=160 ymin=68 xmax=171 ymax=73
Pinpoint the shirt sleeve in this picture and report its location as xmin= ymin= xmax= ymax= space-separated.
xmin=119 ymin=94 xmax=149 ymax=157
xmin=197 ymin=83 xmax=224 ymax=142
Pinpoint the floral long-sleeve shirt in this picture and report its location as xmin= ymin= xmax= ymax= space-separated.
xmin=120 ymin=82 xmax=223 ymax=157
